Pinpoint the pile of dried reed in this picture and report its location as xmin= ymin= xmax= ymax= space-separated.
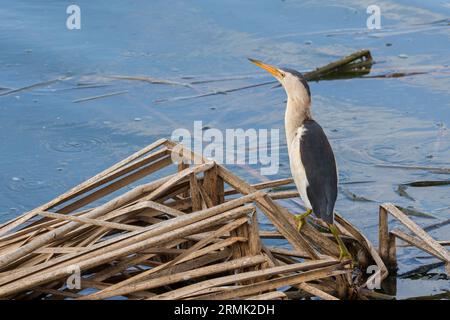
xmin=0 ymin=139 xmax=447 ymax=300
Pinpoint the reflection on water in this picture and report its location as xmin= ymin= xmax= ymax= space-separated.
xmin=0 ymin=0 xmax=449 ymax=299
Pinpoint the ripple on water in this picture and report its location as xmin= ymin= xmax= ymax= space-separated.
xmin=45 ymin=135 xmax=110 ymax=153
xmin=38 ymin=121 xmax=112 ymax=154
xmin=336 ymin=130 xmax=447 ymax=168
xmin=6 ymin=175 xmax=65 ymax=193
xmin=368 ymin=144 xmax=410 ymax=163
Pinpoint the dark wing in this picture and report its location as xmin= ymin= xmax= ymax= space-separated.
xmin=300 ymin=120 xmax=338 ymax=224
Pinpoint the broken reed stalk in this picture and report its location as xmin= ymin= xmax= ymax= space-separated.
xmin=0 ymin=206 xmax=254 ymax=297
xmin=83 ymin=255 xmax=268 ymax=300
xmin=305 ymin=50 xmax=373 ymax=81
xmin=0 ymin=194 xmax=261 ymax=287
xmin=149 ymin=259 xmax=342 ymax=300
xmin=0 ymin=138 xmax=445 ymax=300
xmin=0 ymin=139 xmax=349 ymax=300
xmin=379 ymin=203 xmax=450 ymax=275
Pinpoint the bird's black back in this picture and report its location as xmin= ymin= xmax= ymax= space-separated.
xmin=300 ymin=120 xmax=337 ymax=224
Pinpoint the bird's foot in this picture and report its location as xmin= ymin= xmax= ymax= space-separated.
xmin=294 ymin=209 xmax=312 ymax=232
xmin=338 ymin=241 xmax=353 ymax=262
xmin=329 ymin=223 xmax=354 ymax=266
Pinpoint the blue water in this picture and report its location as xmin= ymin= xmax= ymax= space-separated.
xmin=0 ymin=0 xmax=449 ymax=299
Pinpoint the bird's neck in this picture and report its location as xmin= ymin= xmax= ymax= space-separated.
xmin=285 ymin=97 xmax=311 ymax=147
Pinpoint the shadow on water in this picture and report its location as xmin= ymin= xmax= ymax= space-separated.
xmin=0 ymin=0 xmax=449 ymax=299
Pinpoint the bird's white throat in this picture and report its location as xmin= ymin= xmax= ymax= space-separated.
xmin=285 ymin=96 xmax=311 ymax=148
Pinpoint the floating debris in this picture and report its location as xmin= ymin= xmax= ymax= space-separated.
xmin=156 ymin=50 xmax=374 ymax=103
xmin=424 ymin=218 xmax=450 ymax=232
xmin=189 ymin=75 xmax=255 ymax=84
xmin=72 ymin=90 xmax=129 ymax=103
xmin=375 ymin=164 xmax=450 ymax=174
xmin=56 ymin=83 xmax=113 ymax=91
xmin=340 ymin=188 xmax=375 ymax=202
xmin=0 ymin=77 xmax=67 ymax=97
xmin=340 ymin=180 xmax=376 ymax=185
xmin=395 ymin=184 xmax=415 ymax=201
xmin=399 ymin=262 xmax=445 ymax=279
xmin=106 ymin=75 xmax=194 ymax=88
xmin=406 ymin=290 xmax=450 ymax=300
xmin=394 ymin=205 xmax=436 ymax=219
xmin=154 ymin=81 xmax=275 ymax=103
xmin=305 ymin=49 xmax=373 ymax=81
xmin=403 ymin=180 xmax=450 ymax=187
xmin=365 ymin=71 xmax=427 ymax=79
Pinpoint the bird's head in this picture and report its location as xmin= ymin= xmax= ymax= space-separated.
xmin=248 ymin=58 xmax=311 ymax=107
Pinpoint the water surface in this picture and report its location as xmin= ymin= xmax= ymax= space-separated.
xmin=0 ymin=0 xmax=449 ymax=299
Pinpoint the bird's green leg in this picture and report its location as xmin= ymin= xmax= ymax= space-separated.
xmin=294 ymin=209 xmax=313 ymax=232
xmin=328 ymin=224 xmax=353 ymax=262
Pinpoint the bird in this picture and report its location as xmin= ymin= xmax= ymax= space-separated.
xmin=249 ymin=58 xmax=351 ymax=261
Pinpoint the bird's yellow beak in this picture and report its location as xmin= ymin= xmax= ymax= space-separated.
xmin=248 ymin=58 xmax=283 ymax=79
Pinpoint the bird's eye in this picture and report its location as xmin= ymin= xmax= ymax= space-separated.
xmin=281 ymin=72 xmax=286 ymax=78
